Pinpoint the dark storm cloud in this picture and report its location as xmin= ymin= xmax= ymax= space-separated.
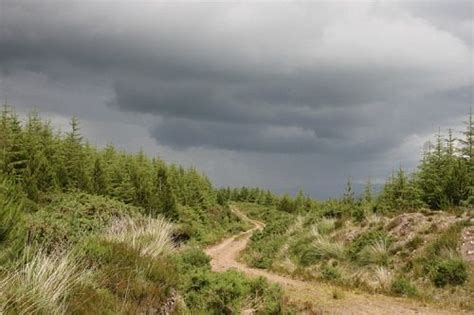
xmin=150 ymin=116 xmax=400 ymax=160
xmin=0 ymin=0 xmax=472 ymax=196
xmin=150 ymin=119 xmax=321 ymax=153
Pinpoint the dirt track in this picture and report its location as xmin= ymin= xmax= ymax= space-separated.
xmin=205 ymin=206 xmax=467 ymax=315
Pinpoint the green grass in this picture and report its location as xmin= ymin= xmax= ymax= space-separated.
xmin=176 ymin=246 xmax=286 ymax=314
xmin=0 ymin=196 xmax=288 ymax=314
xmin=0 ymin=177 xmax=28 ymax=264
xmin=0 ymin=250 xmax=85 ymax=315
xmin=431 ymin=257 xmax=468 ymax=287
xmin=346 ymin=229 xmax=392 ymax=263
xmin=27 ymin=193 xmax=142 ymax=252
xmin=390 ymin=276 xmax=418 ymax=297
xmin=176 ymin=203 xmax=250 ymax=245
xmin=308 ymin=234 xmax=345 ymax=262
xmin=242 ymin=209 xmax=295 ymax=269
xmin=236 ymin=202 xmax=473 ymax=311
xmin=413 ymin=220 xmax=471 ymax=287
xmin=358 ymin=239 xmax=390 ymax=266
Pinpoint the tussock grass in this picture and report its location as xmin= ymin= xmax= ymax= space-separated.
xmin=0 ymin=250 xmax=85 ymax=315
xmin=346 ymin=266 xmax=393 ymax=292
xmin=311 ymin=234 xmax=345 ymax=261
xmin=287 ymin=215 xmax=304 ymax=234
xmin=365 ymin=213 xmax=383 ymax=225
xmin=359 ymin=239 xmax=390 ymax=266
xmin=310 ymin=218 xmax=336 ymax=237
xmin=317 ymin=218 xmax=336 ymax=235
xmin=104 ymin=216 xmax=175 ymax=258
xmin=372 ymin=266 xmax=393 ymax=292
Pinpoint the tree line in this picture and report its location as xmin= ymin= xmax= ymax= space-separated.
xmin=1 ymin=105 xmax=471 ymax=222
xmin=378 ymin=111 xmax=473 ymax=211
xmin=221 ymin=111 xmax=473 ymax=216
xmin=0 ymin=106 xmax=217 ymax=220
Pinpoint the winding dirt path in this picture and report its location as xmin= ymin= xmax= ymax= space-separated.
xmin=205 ymin=206 xmax=468 ymax=315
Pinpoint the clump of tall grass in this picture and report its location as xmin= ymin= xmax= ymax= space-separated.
xmin=359 ymin=239 xmax=390 ymax=266
xmin=365 ymin=213 xmax=383 ymax=225
xmin=317 ymin=218 xmax=336 ymax=235
xmin=287 ymin=215 xmax=304 ymax=234
xmin=104 ymin=216 xmax=175 ymax=258
xmin=310 ymin=234 xmax=345 ymax=261
xmin=0 ymin=250 xmax=85 ymax=315
xmin=347 ymin=266 xmax=393 ymax=292
xmin=372 ymin=266 xmax=393 ymax=292
xmin=310 ymin=218 xmax=336 ymax=238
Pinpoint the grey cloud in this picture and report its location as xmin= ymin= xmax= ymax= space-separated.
xmin=0 ymin=0 xmax=472 ymax=197
xmin=151 ymin=119 xmax=323 ymax=154
xmin=402 ymin=0 xmax=473 ymax=46
xmin=150 ymin=114 xmax=402 ymax=160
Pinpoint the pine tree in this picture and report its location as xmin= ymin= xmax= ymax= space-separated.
xmin=0 ymin=175 xmax=23 ymax=248
xmin=239 ymin=187 xmax=249 ymax=201
xmin=343 ymin=177 xmax=354 ymax=205
xmin=378 ymin=167 xmax=424 ymax=212
xmin=294 ymin=190 xmax=305 ymax=212
xmin=363 ymin=177 xmax=373 ymax=204
xmin=153 ymin=167 xmax=178 ymax=220
xmin=0 ymin=107 xmax=27 ymax=183
xmin=460 ymin=108 xmax=474 ymax=205
xmin=460 ymin=108 xmax=474 ymax=160
xmin=109 ymin=156 xmax=136 ymax=203
xmin=264 ymin=190 xmax=274 ymax=205
xmin=61 ymin=117 xmax=89 ymax=191
xmin=216 ymin=189 xmax=227 ymax=205
xmin=417 ymin=131 xmax=450 ymax=209
xmin=92 ymin=157 xmax=107 ymax=195
xmin=277 ymin=194 xmax=295 ymax=213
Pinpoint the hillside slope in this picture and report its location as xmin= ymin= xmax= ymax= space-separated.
xmin=207 ymin=205 xmax=470 ymax=314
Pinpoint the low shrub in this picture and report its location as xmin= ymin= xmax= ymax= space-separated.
xmin=177 ymin=204 xmax=249 ymax=245
xmin=26 ymin=193 xmax=141 ymax=252
xmin=76 ymin=239 xmax=178 ymax=313
xmin=424 ymin=222 xmax=468 ymax=259
xmin=390 ymin=276 xmax=418 ymax=297
xmin=334 ymin=218 xmax=346 ymax=229
xmin=414 ymin=222 xmax=469 ymax=283
xmin=431 ymin=258 xmax=467 ymax=287
xmin=178 ymin=247 xmax=211 ymax=270
xmin=181 ymin=269 xmax=284 ymax=314
xmin=352 ymin=206 xmax=367 ymax=223
xmin=321 ymin=265 xmax=342 ymax=282
xmin=347 ymin=229 xmax=391 ymax=262
xmin=244 ymin=216 xmax=292 ymax=269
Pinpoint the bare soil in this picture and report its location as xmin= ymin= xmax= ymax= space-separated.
xmin=205 ymin=206 xmax=469 ymax=315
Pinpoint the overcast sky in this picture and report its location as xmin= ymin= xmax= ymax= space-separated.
xmin=1 ymin=0 xmax=472 ymax=198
